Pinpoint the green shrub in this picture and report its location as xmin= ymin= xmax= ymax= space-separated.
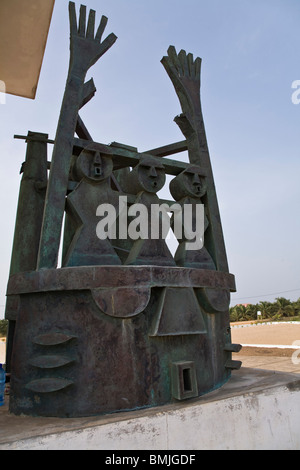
xmin=0 ymin=320 xmax=8 ymax=337
xmin=230 ymin=297 xmax=300 ymax=322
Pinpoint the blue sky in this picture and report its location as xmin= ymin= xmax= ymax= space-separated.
xmin=0 ymin=0 xmax=300 ymax=318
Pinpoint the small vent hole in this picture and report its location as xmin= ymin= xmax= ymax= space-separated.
xmin=183 ymin=368 xmax=192 ymax=392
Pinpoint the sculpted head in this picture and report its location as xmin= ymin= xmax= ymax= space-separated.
xmin=74 ymin=145 xmax=113 ymax=183
xmin=135 ymin=154 xmax=166 ymax=193
xmin=122 ymin=154 xmax=166 ymax=194
xmin=170 ymin=165 xmax=207 ymax=201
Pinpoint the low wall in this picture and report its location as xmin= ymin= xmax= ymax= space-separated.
xmin=1 ymin=367 xmax=300 ymax=450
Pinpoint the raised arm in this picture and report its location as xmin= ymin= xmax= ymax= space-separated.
xmin=161 ymin=46 xmax=202 ymax=126
xmin=162 ymin=45 xmax=229 ymax=272
xmin=37 ymin=3 xmax=117 ymax=269
xmin=68 ymin=2 xmax=117 ymax=74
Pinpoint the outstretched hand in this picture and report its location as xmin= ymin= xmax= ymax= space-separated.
xmin=69 ymin=2 xmax=117 ymax=74
xmin=161 ymin=46 xmax=202 ymax=119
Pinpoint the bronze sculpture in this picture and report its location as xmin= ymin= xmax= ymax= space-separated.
xmin=5 ymin=2 xmax=241 ymax=417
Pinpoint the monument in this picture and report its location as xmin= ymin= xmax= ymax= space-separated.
xmin=5 ymin=2 xmax=241 ymax=417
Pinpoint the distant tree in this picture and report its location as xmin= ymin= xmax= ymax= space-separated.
xmin=229 ymin=306 xmax=240 ymax=322
xmin=292 ymin=298 xmax=300 ymax=316
xmin=245 ymin=304 xmax=258 ymax=320
xmin=230 ymin=296 xmax=300 ymax=323
xmin=272 ymin=297 xmax=293 ymax=319
xmin=257 ymin=301 xmax=274 ymax=320
xmin=0 ymin=320 xmax=8 ymax=337
xmin=229 ymin=304 xmax=248 ymax=322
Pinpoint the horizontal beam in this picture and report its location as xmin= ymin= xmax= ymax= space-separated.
xmin=73 ymin=138 xmax=207 ymax=176
xmin=14 ymin=134 xmax=54 ymax=144
xmin=144 ymin=140 xmax=188 ymax=157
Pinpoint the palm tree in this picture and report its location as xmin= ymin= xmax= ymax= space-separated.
xmin=272 ymin=297 xmax=292 ymax=319
xmin=230 ymin=297 xmax=300 ymax=323
xmin=292 ymin=298 xmax=300 ymax=316
xmin=229 ymin=306 xmax=239 ymax=322
xmin=245 ymin=304 xmax=258 ymax=320
xmin=229 ymin=304 xmax=248 ymax=322
xmin=257 ymin=301 xmax=274 ymax=320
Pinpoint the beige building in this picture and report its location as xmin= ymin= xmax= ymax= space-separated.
xmin=0 ymin=0 xmax=55 ymax=99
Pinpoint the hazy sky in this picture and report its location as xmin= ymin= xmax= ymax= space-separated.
xmin=0 ymin=0 xmax=300 ymax=318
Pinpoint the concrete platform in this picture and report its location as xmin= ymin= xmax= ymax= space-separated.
xmin=1 ymin=367 xmax=300 ymax=450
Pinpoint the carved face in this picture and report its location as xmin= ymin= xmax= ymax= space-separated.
xmin=169 ymin=165 xmax=207 ymax=201
xmin=182 ymin=168 xmax=207 ymax=198
xmin=136 ymin=155 xmax=166 ymax=193
xmin=75 ymin=148 xmax=113 ymax=183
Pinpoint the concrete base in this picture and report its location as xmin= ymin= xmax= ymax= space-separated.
xmin=1 ymin=367 xmax=300 ymax=450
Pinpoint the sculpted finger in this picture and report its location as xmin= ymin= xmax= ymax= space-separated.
xmin=187 ymin=53 xmax=194 ymax=77
xmin=95 ymin=15 xmax=108 ymax=41
xmin=167 ymin=45 xmax=183 ymax=75
xmin=161 ymin=55 xmax=183 ymax=92
xmin=178 ymin=49 xmax=189 ymax=76
xmin=69 ymin=1 xmax=77 ymax=36
xmin=194 ymin=57 xmax=202 ymax=80
xmin=88 ymin=32 xmax=117 ymax=67
xmin=99 ymin=32 xmax=118 ymax=54
xmin=78 ymin=4 xmax=87 ymax=37
xmin=86 ymin=9 xmax=96 ymax=39
xmin=161 ymin=55 xmax=175 ymax=78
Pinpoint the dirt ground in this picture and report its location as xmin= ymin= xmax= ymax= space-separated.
xmin=231 ymin=322 xmax=300 ymax=351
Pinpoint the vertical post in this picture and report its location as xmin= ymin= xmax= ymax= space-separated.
xmin=5 ymin=131 xmax=48 ymax=372
xmin=9 ymin=132 xmax=48 ymax=274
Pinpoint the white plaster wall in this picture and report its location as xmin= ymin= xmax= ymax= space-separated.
xmin=2 ymin=383 xmax=300 ymax=450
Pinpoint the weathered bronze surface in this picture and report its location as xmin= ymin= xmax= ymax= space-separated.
xmin=37 ymin=2 xmax=117 ymax=270
xmin=6 ymin=2 xmax=241 ymax=417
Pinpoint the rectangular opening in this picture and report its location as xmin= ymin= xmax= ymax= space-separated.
xmin=171 ymin=361 xmax=198 ymax=400
xmin=182 ymin=367 xmax=192 ymax=392
xmin=94 ymin=166 xmax=102 ymax=176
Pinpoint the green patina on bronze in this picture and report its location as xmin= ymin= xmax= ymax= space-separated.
xmin=6 ymin=2 xmax=241 ymax=418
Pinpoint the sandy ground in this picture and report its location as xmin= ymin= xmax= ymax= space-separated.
xmin=230 ymin=322 xmax=300 ymax=373
xmin=231 ymin=322 xmax=300 ymax=348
